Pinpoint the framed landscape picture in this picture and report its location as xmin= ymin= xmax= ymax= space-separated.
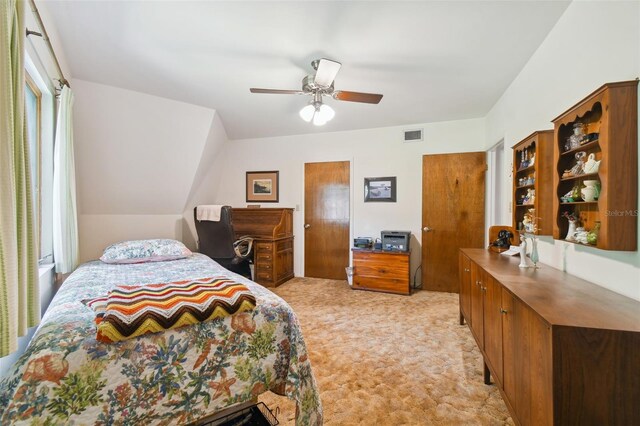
xmin=364 ymin=176 xmax=397 ymax=202
xmin=246 ymin=170 xmax=279 ymax=203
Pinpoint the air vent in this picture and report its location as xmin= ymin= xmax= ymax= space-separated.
xmin=403 ymin=128 xmax=423 ymax=142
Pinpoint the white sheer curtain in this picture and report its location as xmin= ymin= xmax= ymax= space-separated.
xmin=52 ymin=85 xmax=78 ymax=273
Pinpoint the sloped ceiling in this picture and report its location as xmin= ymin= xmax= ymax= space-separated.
xmin=72 ymin=79 xmax=222 ymax=215
xmin=45 ymin=1 xmax=570 ymax=140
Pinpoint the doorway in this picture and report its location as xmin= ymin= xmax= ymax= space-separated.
xmin=304 ymin=161 xmax=350 ymax=279
xmin=487 ymin=140 xmax=506 ymax=232
xmin=421 ymin=152 xmax=486 ymax=293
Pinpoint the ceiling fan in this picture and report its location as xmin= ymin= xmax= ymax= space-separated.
xmin=250 ymin=58 xmax=383 ymax=126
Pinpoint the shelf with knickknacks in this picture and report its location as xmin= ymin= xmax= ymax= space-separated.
xmin=512 ymin=130 xmax=554 ymax=236
xmin=552 ymin=80 xmax=638 ymax=250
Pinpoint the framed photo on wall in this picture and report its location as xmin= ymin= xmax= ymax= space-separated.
xmin=246 ymin=170 xmax=279 ymax=203
xmin=364 ymin=176 xmax=397 ymax=202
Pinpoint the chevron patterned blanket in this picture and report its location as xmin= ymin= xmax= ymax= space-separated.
xmin=92 ymin=278 xmax=257 ymax=343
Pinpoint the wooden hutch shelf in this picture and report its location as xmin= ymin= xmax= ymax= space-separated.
xmin=552 ymin=80 xmax=638 ymax=251
xmin=512 ymin=130 xmax=554 ymax=235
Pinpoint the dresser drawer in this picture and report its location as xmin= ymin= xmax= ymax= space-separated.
xmin=255 ymin=242 xmax=273 ymax=253
xmin=256 ymin=262 xmax=272 ymax=271
xmin=353 ymin=276 xmax=409 ymax=295
xmin=256 ymin=271 xmax=273 ymax=281
xmin=353 ymin=261 xmax=408 ymax=280
xmin=256 ymin=252 xmax=273 ymax=262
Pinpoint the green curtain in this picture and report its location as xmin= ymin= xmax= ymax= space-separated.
xmin=0 ymin=0 xmax=40 ymax=357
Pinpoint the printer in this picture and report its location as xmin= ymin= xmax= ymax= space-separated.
xmin=381 ymin=230 xmax=411 ymax=252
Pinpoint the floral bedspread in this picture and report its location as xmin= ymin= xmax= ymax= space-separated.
xmin=0 ymin=254 xmax=322 ymax=425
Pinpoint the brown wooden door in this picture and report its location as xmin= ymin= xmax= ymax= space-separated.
xmin=304 ymin=161 xmax=350 ymax=279
xmin=422 ymin=152 xmax=486 ymax=292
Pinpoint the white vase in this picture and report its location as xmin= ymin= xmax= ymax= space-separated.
xmin=582 ymin=186 xmax=596 ymax=202
xmin=565 ymin=220 xmax=577 ymax=241
xmin=582 ymin=180 xmax=598 ymax=202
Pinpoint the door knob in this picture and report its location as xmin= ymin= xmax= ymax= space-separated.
xmin=304 ymin=224 xmax=311 ymax=229
xmin=423 ymin=226 xmax=433 ymax=232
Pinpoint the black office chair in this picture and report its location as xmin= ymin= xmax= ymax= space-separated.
xmin=194 ymin=206 xmax=253 ymax=279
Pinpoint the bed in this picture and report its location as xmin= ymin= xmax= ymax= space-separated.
xmin=0 ymin=253 xmax=322 ymax=425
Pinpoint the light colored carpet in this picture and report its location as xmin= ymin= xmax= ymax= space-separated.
xmin=259 ymin=278 xmax=514 ymax=426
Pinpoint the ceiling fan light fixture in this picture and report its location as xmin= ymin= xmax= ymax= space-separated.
xmin=312 ymin=113 xmax=328 ymax=126
xmin=318 ymin=104 xmax=335 ymax=122
xmin=299 ymin=103 xmax=315 ymax=122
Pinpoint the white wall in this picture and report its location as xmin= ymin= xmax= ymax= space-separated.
xmin=485 ymin=0 xmax=640 ymax=300
xmin=78 ymin=214 xmax=184 ymax=262
xmin=72 ymin=79 xmax=227 ymax=261
xmin=181 ymin=112 xmax=230 ymax=250
xmin=212 ymin=119 xmax=485 ymax=283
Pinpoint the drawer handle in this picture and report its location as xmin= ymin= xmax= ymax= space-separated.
xmin=500 ymin=309 xmax=508 ymax=315
xmin=464 ymin=268 xmax=470 ymax=272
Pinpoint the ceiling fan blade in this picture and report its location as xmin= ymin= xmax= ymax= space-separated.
xmin=333 ymin=91 xmax=383 ymax=104
xmin=314 ymin=58 xmax=342 ymax=88
xmin=250 ymin=88 xmax=306 ymax=95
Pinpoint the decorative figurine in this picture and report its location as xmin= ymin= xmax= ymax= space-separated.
xmin=587 ymin=221 xmax=601 ymax=245
xmin=562 ymin=211 xmax=578 ymax=241
xmin=583 ymin=153 xmax=601 ymax=174
xmin=518 ymin=234 xmax=530 ymax=268
xmin=523 ymin=188 xmax=535 ymax=205
xmin=567 ymin=122 xmax=586 ymax=150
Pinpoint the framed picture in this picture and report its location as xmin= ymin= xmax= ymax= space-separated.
xmin=364 ymin=176 xmax=397 ymax=202
xmin=246 ymin=170 xmax=279 ymax=203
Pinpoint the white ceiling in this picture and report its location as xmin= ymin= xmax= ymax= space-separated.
xmin=45 ymin=1 xmax=570 ymax=140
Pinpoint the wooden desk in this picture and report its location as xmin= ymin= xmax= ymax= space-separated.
xmin=459 ymin=248 xmax=640 ymax=425
xmin=232 ymin=208 xmax=294 ymax=287
xmin=351 ymin=248 xmax=410 ymax=295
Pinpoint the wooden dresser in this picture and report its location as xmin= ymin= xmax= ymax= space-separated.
xmin=459 ymin=248 xmax=640 ymax=425
xmin=351 ymin=249 xmax=410 ymax=295
xmin=232 ymin=208 xmax=294 ymax=287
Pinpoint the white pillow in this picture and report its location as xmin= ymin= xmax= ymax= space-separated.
xmin=100 ymin=239 xmax=192 ymax=264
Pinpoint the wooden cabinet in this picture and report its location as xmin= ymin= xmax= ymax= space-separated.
xmin=458 ymin=254 xmax=472 ymax=325
xmin=469 ymin=261 xmax=484 ymax=348
xmin=552 ymin=80 xmax=638 ymax=250
xmin=351 ymin=249 xmax=410 ymax=295
xmin=459 ymin=249 xmax=640 ymax=425
xmin=232 ymin=208 xmax=294 ymax=287
xmin=512 ymin=130 xmax=554 ymax=234
xmin=253 ymin=238 xmax=294 ymax=286
xmin=501 ymin=288 xmax=553 ymax=426
xmin=482 ymin=274 xmax=503 ymax=386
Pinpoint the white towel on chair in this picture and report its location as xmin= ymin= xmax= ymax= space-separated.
xmin=196 ymin=205 xmax=224 ymax=222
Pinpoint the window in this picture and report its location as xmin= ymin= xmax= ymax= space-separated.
xmin=24 ymin=56 xmax=54 ymax=265
xmin=25 ymin=73 xmax=42 ymax=259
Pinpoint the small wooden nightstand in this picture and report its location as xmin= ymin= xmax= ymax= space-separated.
xmin=351 ymin=248 xmax=411 ymax=295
